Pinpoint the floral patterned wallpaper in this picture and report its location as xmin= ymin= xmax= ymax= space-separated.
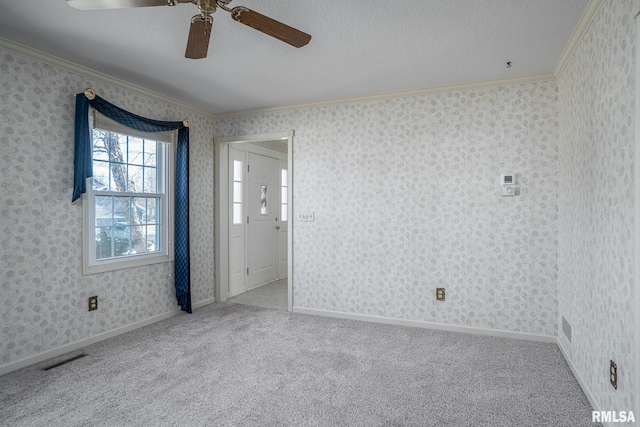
xmin=0 ymin=48 xmax=215 ymax=366
xmin=217 ymin=80 xmax=560 ymax=336
xmin=557 ymin=0 xmax=636 ymax=413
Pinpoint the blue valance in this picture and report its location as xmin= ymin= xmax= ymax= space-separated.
xmin=73 ymin=90 xmax=191 ymax=313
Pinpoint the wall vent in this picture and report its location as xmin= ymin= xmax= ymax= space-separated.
xmin=42 ymin=354 xmax=87 ymax=371
xmin=562 ymin=316 xmax=572 ymax=343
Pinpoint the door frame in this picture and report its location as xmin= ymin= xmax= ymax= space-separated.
xmin=215 ymin=131 xmax=294 ymax=312
xmin=634 ymin=1 xmax=640 ymax=419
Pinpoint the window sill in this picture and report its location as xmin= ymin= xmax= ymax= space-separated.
xmin=83 ymin=253 xmax=173 ymax=275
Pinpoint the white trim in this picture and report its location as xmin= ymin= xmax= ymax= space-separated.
xmin=215 ymin=74 xmax=556 ymax=119
xmin=0 ymin=297 xmax=215 ymax=377
xmin=0 ymin=36 xmax=215 ymax=120
xmin=233 ymin=142 xmax=288 ymax=161
xmin=82 ymin=132 xmax=175 ymax=275
xmin=215 ymin=140 xmax=230 ymax=302
xmin=557 ymin=339 xmax=608 ymax=425
xmin=287 ymin=134 xmax=293 ymax=312
xmin=292 ymin=307 xmax=556 ymax=343
xmin=635 ymin=1 xmax=640 ymax=421
xmin=193 ymin=298 xmax=216 ymax=310
xmin=553 ymin=0 xmax=605 ymax=78
xmin=216 ymin=132 xmax=293 ymax=144
xmin=214 ymin=131 xmax=294 ymax=311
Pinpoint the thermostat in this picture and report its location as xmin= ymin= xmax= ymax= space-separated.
xmin=501 ymin=173 xmax=517 ymax=186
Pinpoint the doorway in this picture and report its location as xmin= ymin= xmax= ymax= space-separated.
xmin=214 ymin=131 xmax=294 ymax=312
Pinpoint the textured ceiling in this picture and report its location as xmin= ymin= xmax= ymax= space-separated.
xmin=0 ymin=0 xmax=589 ymax=115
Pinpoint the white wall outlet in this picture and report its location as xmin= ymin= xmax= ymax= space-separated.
xmin=296 ymin=212 xmax=315 ymax=222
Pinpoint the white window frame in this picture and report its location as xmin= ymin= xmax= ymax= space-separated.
xmin=82 ymin=111 xmax=175 ymax=275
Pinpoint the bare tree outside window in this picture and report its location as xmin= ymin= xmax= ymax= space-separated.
xmin=92 ymin=129 xmax=160 ymax=259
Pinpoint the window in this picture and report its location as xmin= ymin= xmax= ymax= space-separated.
xmin=83 ymin=112 xmax=174 ymax=274
xmin=232 ymin=160 xmax=243 ymax=225
xmin=281 ymin=168 xmax=288 ymax=222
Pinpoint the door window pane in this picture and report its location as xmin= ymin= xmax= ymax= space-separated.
xmin=260 ymin=185 xmax=268 ymax=215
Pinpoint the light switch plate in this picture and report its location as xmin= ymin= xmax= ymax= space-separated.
xmin=297 ymin=212 xmax=315 ymax=222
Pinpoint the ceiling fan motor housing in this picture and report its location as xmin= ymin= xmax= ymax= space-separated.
xmin=197 ymin=0 xmax=216 ymax=14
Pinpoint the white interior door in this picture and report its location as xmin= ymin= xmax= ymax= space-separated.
xmin=247 ymin=152 xmax=280 ymax=288
xmin=228 ymin=149 xmax=246 ymax=298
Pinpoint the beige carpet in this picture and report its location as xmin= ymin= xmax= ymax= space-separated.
xmin=0 ymin=302 xmax=598 ymax=426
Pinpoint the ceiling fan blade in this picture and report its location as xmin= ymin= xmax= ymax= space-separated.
xmin=185 ymin=16 xmax=213 ymax=59
xmin=67 ymin=0 xmax=170 ymax=10
xmin=230 ymin=6 xmax=311 ymax=48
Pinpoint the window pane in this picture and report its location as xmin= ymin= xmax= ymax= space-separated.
xmin=281 ymin=186 xmax=287 ymax=202
xmin=92 ymin=129 xmax=110 ymax=161
xmin=128 ymin=165 xmax=143 ymax=192
xmin=92 ymin=161 xmax=110 ymax=190
xmin=143 ymin=166 xmax=157 ymax=193
xmin=147 ymin=224 xmax=158 ymax=252
xmin=110 ymin=162 xmax=127 ymax=192
xmin=145 ymin=198 xmax=159 ymax=224
xmin=233 ymin=160 xmax=243 ymax=182
xmin=233 ymin=182 xmax=242 ymax=203
xmin=113 ymin=225 xmax=130 ymax=256
xmin=113 ymin=197 xmax=128 ymax=223
xmin=132 ymin=197 xmax=146 ymax=224
xmin=281 ymin=169 xmax=287 ymax=185
xmin=130 ymin=226 xmax=146 ymax=254
xmin=117 ymin=136 xmax=128 ymax=164
xmin=96 ymin=227 xmax=112 ymax=259
xmin=144 ymin=140 xmax=157 ymax=167
xmin=95 ymin=196 xmax=113 ymax=226
xmin=128 ymin=137 xmax=144 ymax=165
xmin=281 ymin=204 xmax=287 ymax=222
xmin=233 ymin=203 xmax=242 ymax=225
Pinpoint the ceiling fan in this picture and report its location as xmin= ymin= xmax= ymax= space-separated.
xmin=66 ymin=0 xmax=312 ymax=59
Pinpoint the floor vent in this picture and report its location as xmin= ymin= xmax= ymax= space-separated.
xmin=42 ymin=354 xmax=87 ymax=371
xmin=562 ymin=316 xmax=572 ymax=343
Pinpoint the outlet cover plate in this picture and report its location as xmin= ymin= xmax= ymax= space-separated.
xmin=297 ymin=212 xmax=315 ymax=222
xmin=88 ymin=296 xmax=98 ymax=311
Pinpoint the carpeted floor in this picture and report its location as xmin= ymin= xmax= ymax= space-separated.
xmin=0 ymin=303 xmax=598 ymax=427
xmin=227 ymin=278 xmax=288 ymax=311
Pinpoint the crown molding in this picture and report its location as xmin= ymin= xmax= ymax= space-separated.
xmin=0 ymin=36 xmax=216 ymax=120
xmin=553 ymin=0 xmax=605 ymax=79
xmin=215 ymin=73 xmax=556 ymax=119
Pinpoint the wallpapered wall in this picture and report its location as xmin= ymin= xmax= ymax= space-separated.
xmin=0 ymin=49 xmax=215 ymax=366
xmin=217 ymin=80 xmax=560 ymax=336
xmin=557 ymin=0 xmax=636 ymax=413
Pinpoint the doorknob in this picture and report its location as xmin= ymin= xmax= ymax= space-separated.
xmin=275 ymin=225 xmax=281 ymax=231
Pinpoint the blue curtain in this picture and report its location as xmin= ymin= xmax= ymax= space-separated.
xmin=73 ymin=92 xmax=192 ymax=313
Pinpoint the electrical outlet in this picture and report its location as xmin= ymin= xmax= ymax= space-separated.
xmin=610 ymin=360 xmax=617 ymax=390
xmin=88 ymin=296 xmax=98 ymax=311
xmin=436 ymin=288 xmax=445 ymax=301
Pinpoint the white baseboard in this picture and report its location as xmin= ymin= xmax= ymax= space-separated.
xmin=292 ymin=307 xmax=557 ymax=343
xmin=556 ymin=339 xmax=607 ymax=425
xmin=0 ymin=297 xmax=216 ymax=377
xmin=193 ymin=297 xmax=216 ymax=309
